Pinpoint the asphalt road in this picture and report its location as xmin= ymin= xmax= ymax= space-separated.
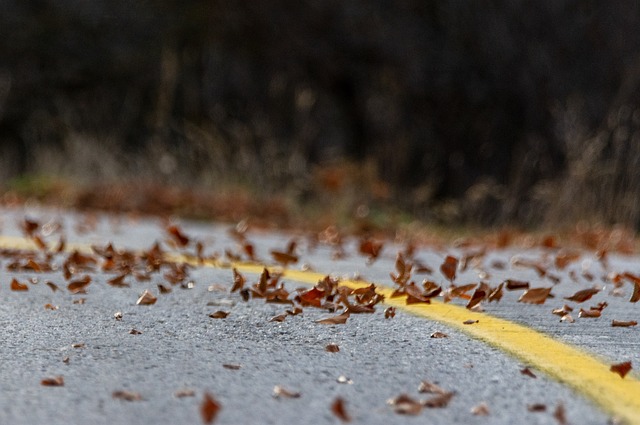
xmin=0 ymin=206 xmax=637 ymax=424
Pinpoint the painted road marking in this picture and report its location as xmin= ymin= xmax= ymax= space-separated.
xmin=1 ymin=235 xmax=639 ymax=424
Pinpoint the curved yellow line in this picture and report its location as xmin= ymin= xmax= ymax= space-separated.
xmin=1 ymin=234 xmax=638 ymax=423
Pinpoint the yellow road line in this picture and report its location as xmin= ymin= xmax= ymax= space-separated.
xmin=1 ymin=234 xmax=639 ymax=423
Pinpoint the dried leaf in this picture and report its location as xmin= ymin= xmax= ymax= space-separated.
xmin=67 ymin=275 xmax=91 ymax=294
xmin=528 ymin=403 xmax=547 ymax=412
xmin=471 ymin=402 xmax=490 ymax=416
xmin=44 ymin=303 xmax=58 ymax=310
xmin=129 ymin=329 xmax=142 ymax=335
xmin=272 ymin=385 xmax=301 ymax=399
xmin=209 ymin=311 xmax=230 ymax=319
xmin=504 ymin=279 xmax=529 ymax=290
xmin=158 ymin=284 xmax=172 ymax=294
xmin=552 ymin=304 xmax=574 ymax=316
xmin=316 ymin=311 xmax=350 ymax=325
xmin=630 ymin=281 xmax=640 ymax=303
xmin=286 ymin=307 xmax=303 ymax=316
xmin=466 ymin=282 xmax=490 ymax=309
xmin=175 ymin=389 xmax=196 ymax=398
xmin=612 ymin=320 xmax=638 ymax=327
xmin=463 ymin=319 xmax=479 ymax=325
xmin=331 ymin=397 xmax=351 ymax=422
xmin=430 ymin=332 xmax=448 ymax=338
xmin=560 ymin=314 xmax=575 ymax=323
xmin=201 ymin=393 xmax=221 ymax=424
xmin=231 ymin=268 xmax=246 ymax=292
xmin=418 ymin=380 xmax=447 ymax=394
xmin=553 ymin=402 xmax=567 ymax=425
xmin=46 ymin=281 xmax=59 ymax=292
xmin=108 ymin=274 xmax=129 ymax=288
xmin=11 ymin=278 xmax=28 ymax=291
xmin=41 ymin=376 xmax=64 ymax=386
xmin=270 ymin=250 xmax=298 ymax=267
xmin=166 ymin=224 xmax=190 ymax=247
xmin=269 ymin=313 xmax=287 ymax=322
xmin=71 ymin=343 xmax=85 ymax=348
xmin=114 ymin=311 xmax=123 ymax=320
xmin=136 ymin=290 xmax=157 ymax=305
xmin=222 ymin=364 xmax=241 ymax=370
xmin=440 ymin=255 xmax=458 ymax=281
xmin=555 ymin=251 xmax=581 ymax=269
xmin=422 ymin=392 xmax=455 ymax=408
xmin=518 ymin=287 xmax=552 ymax=305
xmin=359 ymin=238 xmax=383 ymax=261
xmin=487 ymin=283 xmax=504 ymax=303
xmin=578 ymin=308 xmax=601 ymax=318
xmin=388 ymin=394 xmax=422 ymax=415
xmin=520 ymin=367 xmax=537 ymax=378
xmin=564 ymin=288 xmax=599 ymax=303
xmin=112 ymin=390 xmax=143 ymax=401
xmin=384 ymin=307 xmax=396 ymax=319
xmin=325 ymin=343 xmax=340 ymax=353
xmin=611 ymin=361 xmax=632 ymax=378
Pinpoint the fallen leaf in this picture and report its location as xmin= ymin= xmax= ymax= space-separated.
xmin=518 ymin=287 xmax=552 ymax=304
xmin=269 ymin=313 xmax=287 ymax=322
xmin=158 ymin=284 xmax=172 ymax=294
xmin=209 ymin=311 xmax=230 ymax=319
xmin=67 ymin=275 xmax=91 ymax=294
xmin=46 ymin=281 xmax=59 ymax=292
xmin=430 ymin=332 xmax=448 ymax=338
xmin=359 ymin=238 xmax=383 ymax=262
xmin=463 ymin=319 xmax=479 ymax=325
xmin=316 ymin=311 xmax=350 ymax=325
xmin=487 ymin=283 xmax=504 ymax=302
xmin=440 ymin=255 xmax=458 ymax=282
xmin=10 ymin=278 xmax=28 ymax=291
xmin=387 ymin=394 xmax=422 ymax=415
xmin=422 ymin=392 xmax=455 ymax=408
xmin=554 ymin=251 xmax=581 ymax=269
xmin=528 ymin=403 xmax=547 ymax=412
xmin=108 ymin=274 xmax=129 ymax=288
xmin=612 ymin=320 xmax=638 ymax=327
xmin=41 ymin=376 xmax=64 ymax=386
xmin=272 ymin=385 xmax=301 ymax=399
xmin=71 ymin=343 xmax=85 ymax=349
xmin=231 ymin=268 xmax=246 ymax=292
xmin=384 ymin=307 xmax=396 ymax=319
xmin=136 ymin=290 xmax=157 ymax=305
xmin=578 ymin=308 xmax=601 ymax=318
xmin=114 ymin=311 xmax=123 ymax=320
xmin=611 ymin=361 xmax=632 ymax=378
xmin=270 ymin=250 xmax=298 ymax=267
xmin=331 ymin=397 xmax=351 ymax=422
xmin=551 ymin=304 xmax=574 ymax=316
xmin=630 ymin=281 xmax=640 ymax=303
xmin=201 ymin=393 xmax=221 ymax=424
xmin=112 ymin=390 xmax=143 ymax=401
xmin=129 ymin=329 xmax=142 ymax=335
xmin=560 ymin=314 xmax=575 ymax=323
xmin=166 ymin=224 xmax=190 ymax=247
xmin=73 ymin=298 xmax=86 ymax=305
xmin=418 ymin=380 xmax=447 ymax=394
xmin=466 ymin=282 xmax=490 ymax=309
xmin=564 ymin=288 xmax=599 ymax=303
xmin=175 ymin=389 xmax=196 ymax=398
xmin=520 ymin=367 xmax=537 ymax=378
xmin=504 ymin=279 xmax=530 ymax=290
xmin=553 ymin=402 xmax=567 ymax=425
xmin=325 ymin=343 xmax=340 ymax=353
xmin=286 ymin=307 xmax=303 ymax=316
xmin=222 ymin=364 xmax=241 ymax=370
xmin=44 ymin=303 xmax=58 ymax=310
xmin=471 ymin=402 xmax=490 ymax=416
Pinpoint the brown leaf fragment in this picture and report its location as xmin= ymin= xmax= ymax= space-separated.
xmin=488 ymin=283 xmax=504 ymax=303
xmin=175 ymin=389 xmax=196 ymax=398
xmin=316 ymin=311 xmax=350 ymax=325
xmin=630 ymin=281 xmax=640 ymax=303
xmin=108 ymin=274 xmax=129 ymax=288
xmin=555 ymin=251 xmax=581 ymax=269
xmin=463 ymin=319 xmax=479 ymax=325
xmin=578 ymin=308 xmax=601 ymax=318
xmin=471 ymin=402 xmax=490 ymax=416
xmin=209 ymin=311 xmax=229 ymax=319
xmin=552 ymin=304 xmax=574 ymax=316
xmin=136 ymin=290 xmax=157 ymax=305
xmin=564 ymin=288 xmax=599 ymax=303
xmin=272 ymin=385 xmax=301 ymax=399
xmin=62 ymin=357 xmax=70 ymax=364
xmin=560 ymin=314 xmax=575 ymax=323
xmin=41 ymin=376 xmax=64 ymax=387
xmin=129 ymin=329 xmax=142 ymax=335
xmin=71 ymin=343 xmax=85 ymax=348
xmin=518 ymin=287 xmax=552 ymax=305
xmin=67 ymin=275 xmax=91 ymax=294
xmin=422 ymin=392 xmax=455 ymax=408
xmin=166 ymin=224 xmax=190 ymax=247
xmin=331 ymin=397 xmax=351 ymax=423
xmin=504 ymin=279 xmax=530 ymax=290
xmin=520 ymin=367 xmax=537 ymax=378
xmin=388 ymin=394 xmax=422 ymax=415
xmin=527 ymin=403 xmax=547 ymax=412
xmin=440 ymin=255 xmax=458 ymax=282
xmin=418 ymin=380 xmax=447 ymax=394
xmin=612 ymin=320 xmax=638 ymax=327
xmin=44 ymin=303 xmax=58 ymax=310
xmin=466 ymin=282 xmax=490 ymax=309
xmin=11 ymin=278 xmax=28 ymax=291
xmin=286 ymin=307 xmax=303 ymax=316
xmin=359 ymin=238 xmax=383 ymax=262
xmin=269 ymin=313 xmax=287 ymax=322
xmin=113 ymin=390 xmax=143 ymax=401
xmin=430 ymin=331 xmax=448 ymax=338
xmin=73 ymin=298 xmax=86 ymax=305
xmin=222 ymin=364 xmax=241 ymax=370
xmin=158 ymin=284 xmax=172 ymax=294
xmin=325 ymin=343 xmax=340 ymax=353
xmin=270 ymin=250 xmax=299 ymax=267
xmin=231 ymin=268 xmax=245 ymax=292
xmin=611 ymin=361 xmax=632 ymax=378
xmin=46 ymin=281 xmax=59 ymax=292
xmin=553 ymin=402 xmax=567 ymax=425
xmin=384 ymin=307 xmax=396 ymax=319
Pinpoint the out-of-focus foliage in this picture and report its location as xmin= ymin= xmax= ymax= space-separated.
xmin=1 ymin=1 xmax=640 ymax=227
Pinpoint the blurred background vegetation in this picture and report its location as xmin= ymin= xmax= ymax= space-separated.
xmin=1 ymin=1 xmax=640 ymax=231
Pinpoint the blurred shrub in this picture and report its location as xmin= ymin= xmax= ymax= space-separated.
xmin=1 ymin=0 xmax=640 ymax=227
